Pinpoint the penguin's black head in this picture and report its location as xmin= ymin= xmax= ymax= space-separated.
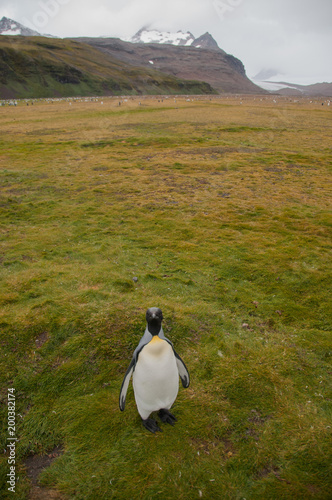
xmin=146 ymin=307 xmax=163 ymax=335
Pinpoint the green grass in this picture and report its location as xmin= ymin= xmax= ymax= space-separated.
xmin=0 ymin=96 xmax=331 ymax=499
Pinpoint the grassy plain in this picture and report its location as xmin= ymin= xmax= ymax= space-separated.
xmin=0 ymin=95 xmax=331 ymax=499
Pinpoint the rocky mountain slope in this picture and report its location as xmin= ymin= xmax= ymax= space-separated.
xmin=73 ymin=36 xmax=263 ymax=94
xmin=191 ymin=32 xmax=221 ymax=51
xmin=0 ymin=36 xmax=215 ymax=99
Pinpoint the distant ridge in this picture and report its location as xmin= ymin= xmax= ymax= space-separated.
xmin=252 ymin=70 xmax=332 ymax=97
xmin=272 ymin=81 xmax=332 ymax=97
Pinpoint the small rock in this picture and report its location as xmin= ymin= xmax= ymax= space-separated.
xmin=132 ymin=277 xmax=138 ymax=283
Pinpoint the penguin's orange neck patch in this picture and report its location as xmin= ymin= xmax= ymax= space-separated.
xmin=150 ymin=335 xmax=162 ymax=343
xmin=144 ymin=335 xmax=169 ymax=357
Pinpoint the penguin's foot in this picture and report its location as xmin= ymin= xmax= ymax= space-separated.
xmin=158 ymin=409 xmax=177 ymax=426
xmin=142 ymin=418 xmax=163 ymax=433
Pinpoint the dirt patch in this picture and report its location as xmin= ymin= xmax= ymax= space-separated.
xmin=245 ymin=409 xmax=272 ymax=441
xmin=256 ymin=465 xmax=280 ymax=479
xmin=24 ymin=446 xmax=65 ymax=500
xmin=190 ymin=437 xmax=216 ymax=455
xmin=222 ymin=437 xmax=236 ymax=458
xmin=256 ymin=466 xmax=292 ymax=485
xmin=248 ymin=408 xmax=271 ymax=425
xmin=28 ymin=486 xmax=65 ymax=500
xmin=35 ymin=331 xmax=48 ymax=348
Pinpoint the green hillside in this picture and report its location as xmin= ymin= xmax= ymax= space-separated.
xmin=0 ymin=36 xmax=216 ymax=99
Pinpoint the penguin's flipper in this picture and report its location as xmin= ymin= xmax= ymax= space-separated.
xmin=119 ymin=329 xmax=152 ymax=412
xmin=174 ymin=351 xmax=190 ymax=388
xmin=119 ymin=359 xmax=135 ymax=411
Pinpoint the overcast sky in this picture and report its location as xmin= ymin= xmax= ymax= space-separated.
xmin=1 ymin=0 xmax=331 ymax=83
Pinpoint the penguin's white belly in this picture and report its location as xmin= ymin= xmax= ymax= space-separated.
xmin=133 ymin=337 xmax=179 ymax=420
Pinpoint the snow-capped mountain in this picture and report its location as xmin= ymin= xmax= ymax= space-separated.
xmin=0 ymin=16 xmax=55 ymax=37
xmin=129 ymin=28 xmax=221 ymax=51
xmin=0 ymin=16 xmax=41 ymax=36
xmin=130 ymin=28 xmax=195 ymax=46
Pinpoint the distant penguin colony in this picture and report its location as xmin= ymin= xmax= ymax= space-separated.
xmin=119 ymin=307 xmax=190 ymax=433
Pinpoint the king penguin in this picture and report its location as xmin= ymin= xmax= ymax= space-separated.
xmin=119 ymin=307 xmax=190 ymax=433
